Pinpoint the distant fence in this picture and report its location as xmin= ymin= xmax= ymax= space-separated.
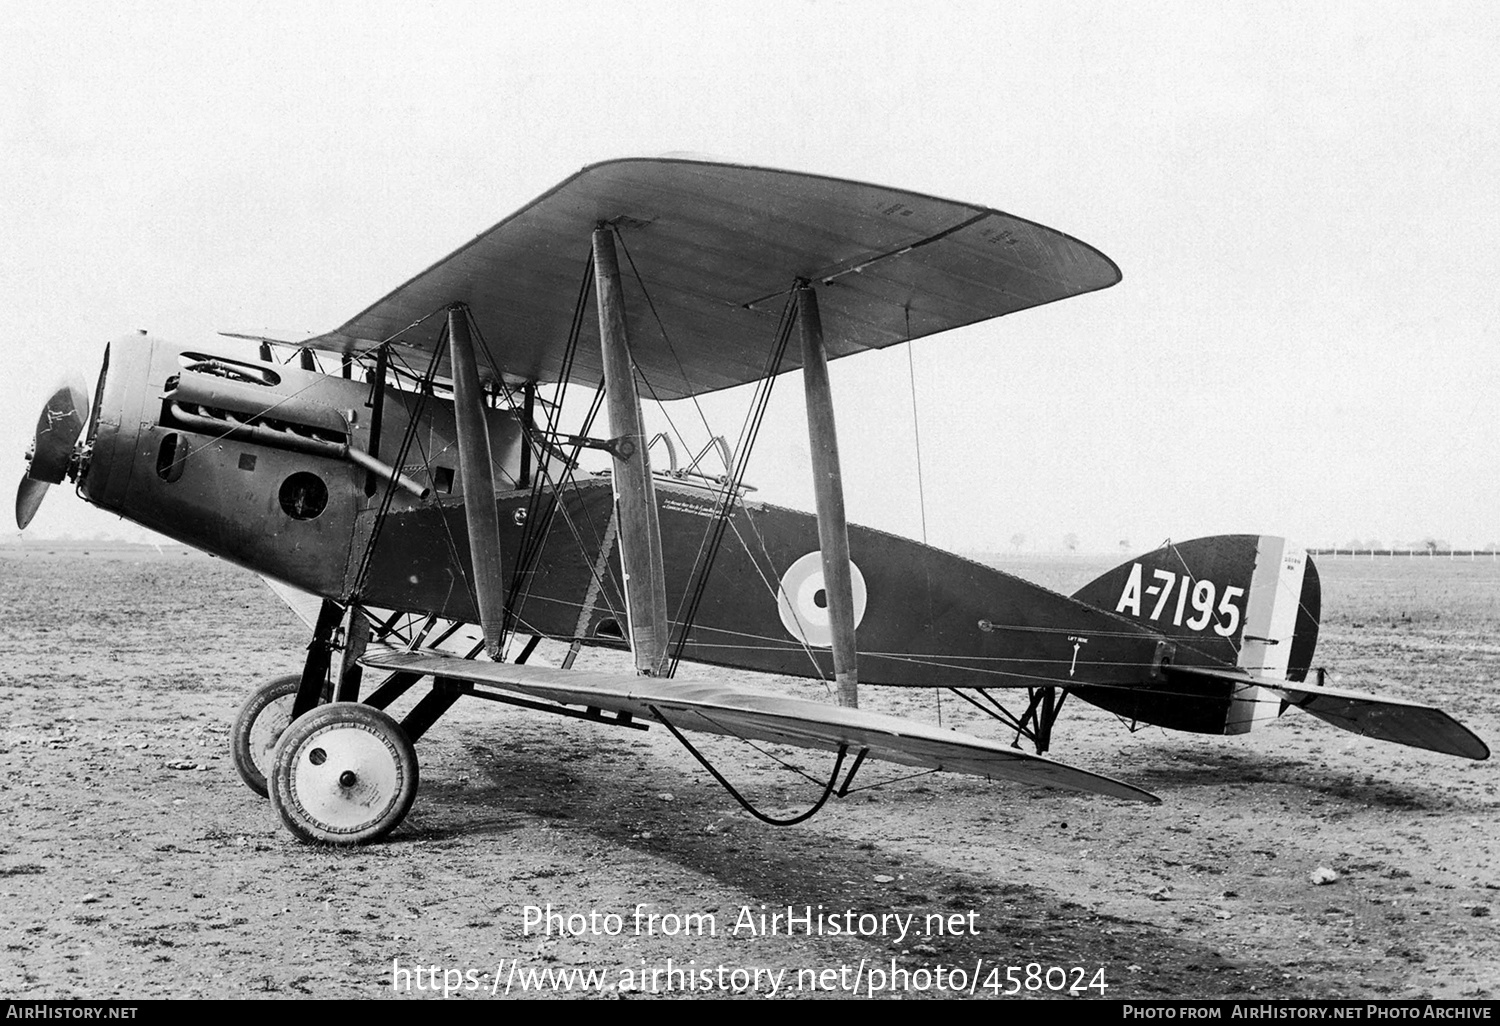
xmin=1308 ymin=548 xmax=1498 ymax=560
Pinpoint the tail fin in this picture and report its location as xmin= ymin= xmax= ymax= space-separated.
xmin=1067 ymin=537 xmax=1488 ymax=758
xmin=1072 ymin=535 xmax=1320 ymax=680
xmin=1066 ymin=536 xmax=1321 ymax=736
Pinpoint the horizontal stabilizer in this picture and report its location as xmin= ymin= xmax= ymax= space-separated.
xmin=362 ymin=647 xmax=1158 ymax=803
xmin=1169 ymin=665 xmax=1489 ymax=760
xmin=1271 ymin=680 xmax=1490 ymax=761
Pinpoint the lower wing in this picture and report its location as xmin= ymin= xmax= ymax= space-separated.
xmin=362 ymin=646 xmax=1158 ymax=803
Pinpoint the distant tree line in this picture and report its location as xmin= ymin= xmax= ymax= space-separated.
xmin=1313 ymin=542 xmax=1499 ymax=559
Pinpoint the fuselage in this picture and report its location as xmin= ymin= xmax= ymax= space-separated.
xmin=78 ymin=334 xmax=1173 ymax=694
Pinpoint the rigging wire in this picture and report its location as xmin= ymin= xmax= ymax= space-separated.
xmin=350 ymin=338 xmax=446 ymax=601
xmin=481 ymin=252 xmax=626 ymax=637
xmin=906 ymin=306 xmax=929 ymax=546
xmin=380 ymin=345 xmax=482 ymax=621
xmin=609 ymin=229 xmax=827 ymax=681
xmin=470 ymin=388 xmax=626 ymax=648
xmin=660 ymin=296 xmax=799 ymax=677
xmin=454 ymin=279 xmax=631 ymax=647
xmin=905 ymin=304 xmax=939 ymax=726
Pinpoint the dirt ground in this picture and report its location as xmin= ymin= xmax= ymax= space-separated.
xmin=1 ymin=545 xmax=1496 ymax=1000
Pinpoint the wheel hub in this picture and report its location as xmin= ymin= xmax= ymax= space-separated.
xmin=288 ymin=721 xmax=407 ymax=834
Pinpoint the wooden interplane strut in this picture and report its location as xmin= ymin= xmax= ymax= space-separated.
xmin=447 ymin=304 xmax=507 ymax=658
xmin=593 ymin=228 xmax=670 ymax=676
xmin=797 ymin=285 xmax=860 ymax=708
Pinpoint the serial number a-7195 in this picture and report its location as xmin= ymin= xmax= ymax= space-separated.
xmin=1114 ymin=564 xmax=1244 ymax=637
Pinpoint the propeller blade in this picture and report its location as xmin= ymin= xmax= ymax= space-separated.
xmin=16 ymin=475 xmax=48 ymax=530
xmin=25 ymin=378 xmax=90 ymax=485
xmin=16 ymin=377 xmax=90 ymax=530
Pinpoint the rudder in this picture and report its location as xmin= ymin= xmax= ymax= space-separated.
xmin=1067 ymin=535 xmax=1321 ymax=735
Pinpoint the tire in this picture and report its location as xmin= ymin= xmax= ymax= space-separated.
xmin=230 ymin=673 xmax=304 ymax=798
xmin=268 ymin=702 xmax=419 ymax=845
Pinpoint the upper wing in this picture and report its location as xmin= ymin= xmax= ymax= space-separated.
xmin=302 ymin=158 xmax=1120 ymax=399
xmin=361 ymin=646 xmax=1157 ymax=803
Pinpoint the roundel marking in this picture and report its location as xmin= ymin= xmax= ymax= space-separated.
xmin=775 ymin=551 xmax=868 ymax=648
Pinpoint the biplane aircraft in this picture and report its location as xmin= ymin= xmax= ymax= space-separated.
xmin=16 ymin=158 xmax=1489 ymax=845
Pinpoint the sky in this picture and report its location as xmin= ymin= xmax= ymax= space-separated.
xmin=4 ymin=1 xmax=1497 ymax=553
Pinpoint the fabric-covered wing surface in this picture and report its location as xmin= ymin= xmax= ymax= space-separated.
xmin=303 ymin=158 xmax=1120 ymax=399
xmin=1169 ymin=666 xmax=1490 ymax=760
xmin=1269 ymin=680 xmax=1491 ymax=760
xmin=361 ymin=647 xmax=1157 ymax=802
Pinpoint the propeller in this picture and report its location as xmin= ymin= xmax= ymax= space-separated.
xmin=16 ymin=378 xmax=90 ymax=530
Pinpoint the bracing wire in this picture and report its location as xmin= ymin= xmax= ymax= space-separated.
xmin=905 ymin=304 xmax=938 ymax=726
xmin=609 ymin=227 xmax=826 ymax=681
xmin=350 ymin=339 xmax=446 ymax=601
xmin=461 ymin=291 xmax=628 ymax=648
xmin=906 ymin=306 xmax=929 ymax=546
xmin=664 ymin=294 xmax=799 ymax=677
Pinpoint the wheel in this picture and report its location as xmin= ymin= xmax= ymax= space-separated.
xmin=231 ymin=673 xmax=304 ymax=798
xmin=268 ymin=702 xmax=418 ymax=845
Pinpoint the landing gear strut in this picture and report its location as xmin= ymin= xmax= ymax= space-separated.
xmin=232 ymin=599 xmax=490 ymax=842
xmin=233 ymin=599 xmax=372 ymax=798
xmin=950 ymin=686 xmax=1068 ymax=754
